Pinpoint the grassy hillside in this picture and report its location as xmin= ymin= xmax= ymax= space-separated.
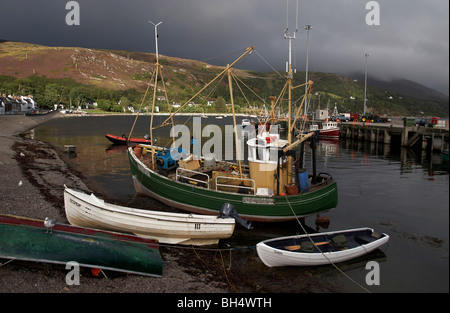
xmin=1 ymin=41 xmax=448 ymax=117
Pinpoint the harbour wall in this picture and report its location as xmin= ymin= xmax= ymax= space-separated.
xmin=339 ymin=122 xmax=449 ymax=152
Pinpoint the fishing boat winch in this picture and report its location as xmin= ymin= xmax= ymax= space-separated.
xmin=156 ymin=150 xmax=176 ymax=170
xmin=156 ymin=147 xmax=188 ymax=170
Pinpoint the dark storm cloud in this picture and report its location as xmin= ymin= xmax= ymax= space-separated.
xmin=0 ymin=0 xmax=448 ymax=95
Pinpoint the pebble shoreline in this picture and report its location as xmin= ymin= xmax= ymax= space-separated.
xmin=0 ymin=113 xmax=234 ymax=293
xmin=0 ymin=112 xmax=340 ymax=294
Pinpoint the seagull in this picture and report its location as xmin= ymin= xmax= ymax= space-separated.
xmin=44 ymin=217 xmax=56 ymax=234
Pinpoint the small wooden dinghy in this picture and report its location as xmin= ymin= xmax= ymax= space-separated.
xmin=0 ymin=214 xmax=162 ymax=277
xmin=256 ymin=227 xmax=389 ymax=267
xmin=64 ymin=187 xmax=237 ymax=246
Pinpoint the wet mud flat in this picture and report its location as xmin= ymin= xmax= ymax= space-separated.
xmin=1 ymin=124 xmax=341 ymax=293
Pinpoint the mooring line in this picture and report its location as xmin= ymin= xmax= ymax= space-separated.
xmin=284 ymin=193 xmax=372 ymax=293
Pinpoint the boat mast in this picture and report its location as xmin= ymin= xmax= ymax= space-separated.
xmin=149 ymin=20 xmax=162 ymax=169
xmin=227 ymin=66 xmax=243 ymax=178
xmin=284 ymin=0 xmax=298 ymax=182
xmin=129 ymin=20 xmax=176 ymax=150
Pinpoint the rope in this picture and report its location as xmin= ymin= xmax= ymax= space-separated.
xmin=283 ymin=193 xmax=372 ymax=293
xmin=0 ymin=258 xmax=15 ymax=267
xmin=218 ymin=249 xmax=240 ymax=293
xmin=161 ymin=242 xmax=240 ymax=293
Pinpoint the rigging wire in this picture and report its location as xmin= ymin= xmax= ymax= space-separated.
xmin=200 ymin=47 xmax=249 ymax=64
xmin=294 ymin=0 xmax=299 ymax=73
xmin=254 ymin=50 xmax=286 ymax=80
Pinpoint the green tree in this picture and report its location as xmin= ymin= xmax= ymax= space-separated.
xmin=43 ymin=84 xmax=61 ymax=108
xmin=69 ymin=87 xmax=85 ymax=108
xmin=119 ymin=96 xmax=129 ymax=111
xmin=111 ymin=104 xmax=123 ymax=112
xmin=215 ymin=96 xmax=226 ymax=113
xmin=97 ymin=99 xmax=113 ymax=111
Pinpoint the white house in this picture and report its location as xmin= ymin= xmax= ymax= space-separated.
xmin=20 ymin=96 xmax=36 ymax=112
xmin=0 ymin=95 xmax=37 ymax=114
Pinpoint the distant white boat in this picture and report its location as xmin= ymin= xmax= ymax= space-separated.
xmin=64 ymin=187 xmax=236 ymax=246
xmin=256 ymin=227 xmax=389 ymax=267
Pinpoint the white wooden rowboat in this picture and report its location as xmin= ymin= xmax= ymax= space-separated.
xmin=63 ymin=187 xmax=236 ymax=246
xmin=256 ymin=227 xmax=389 ymax=267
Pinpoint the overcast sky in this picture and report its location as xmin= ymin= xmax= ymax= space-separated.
xmin=1 ymin=0 xmax=448 ymax=95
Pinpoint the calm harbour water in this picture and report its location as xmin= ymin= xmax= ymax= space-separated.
xmin=32 ymin=115 xmax=449 ymax=293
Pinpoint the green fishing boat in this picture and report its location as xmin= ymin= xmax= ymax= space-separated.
xmin=0 ymin=214 xmax=163 ymax=277
xmin=442 ymin=149 xmax=449 ymax=163
xmin=129 ymin=146 xmax=338 ymax=222
xmin=125 ymin=26 xmax=338 ymax=222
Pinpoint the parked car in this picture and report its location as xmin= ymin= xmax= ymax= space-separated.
xmin=414 ymin=118 xmax=429 ymax=127
xmin=331 ymin=114 xmax=350 ymax=122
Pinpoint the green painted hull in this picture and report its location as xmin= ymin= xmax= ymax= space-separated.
xmin=0 ymin=215 xmax=163 ymax=277
xmin=442 ymin=150 xmax=449 ymax=163
xmin=128 ymin=149 xmax=338 ymax=222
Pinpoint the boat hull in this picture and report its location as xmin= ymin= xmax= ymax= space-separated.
xmin=128 ymin=148 xmax=338 ymax=222
xmin=105 ymin=134 xmax=151 ymax=145
xmin=64 ymin=187 xmax=235 ymax=246
xmin=441 ymin=150 xmax=449 ymax=163
xmin=318 ymin=128 xmax=340 ymax=139
xmin=256 ymin=227 xmax=389 ymax=267
xmin=0 ymin=214 xmax=163 ymax=277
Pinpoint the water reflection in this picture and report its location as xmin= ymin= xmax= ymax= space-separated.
xmin=31 ymin=116 xmax=448 ymax=292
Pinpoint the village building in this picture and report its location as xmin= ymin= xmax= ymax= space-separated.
xmin=0 ymin=95 xmax=37 ymax=115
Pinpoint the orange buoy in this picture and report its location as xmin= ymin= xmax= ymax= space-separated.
xmin=91 ymin=268 xmax=101 ymax=277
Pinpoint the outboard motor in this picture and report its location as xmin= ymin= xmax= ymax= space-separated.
xmin=219 ymin=203 xmax=253 ymax=230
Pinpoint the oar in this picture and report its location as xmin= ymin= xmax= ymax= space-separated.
xmin=285 ymin=241 xmax=330 ymax=251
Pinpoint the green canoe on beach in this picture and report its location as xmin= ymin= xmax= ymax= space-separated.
xmin=0 ymin=214 xmax=163 ymax=277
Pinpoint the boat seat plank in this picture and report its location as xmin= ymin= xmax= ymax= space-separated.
xmin=354 ymin=235 xmax=377 ymax=245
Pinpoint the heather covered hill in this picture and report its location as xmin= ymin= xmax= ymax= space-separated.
xmin=0 ymin=40 xmax=448 ymax=117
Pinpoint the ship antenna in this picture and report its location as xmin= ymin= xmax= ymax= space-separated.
xmin=149 ymin=20 xmax=162 ymax=62
xmin=284 ymin=0 xmax=299 ymax=74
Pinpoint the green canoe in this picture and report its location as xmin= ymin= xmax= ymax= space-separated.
xmin=0 ymin=214 xmax=163 ymax=277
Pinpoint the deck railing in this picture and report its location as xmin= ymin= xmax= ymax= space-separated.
xmin=215 ymin=176 xmax=255 ymax=194
xmin=176 ymin=168 xmax=210 ymax=189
